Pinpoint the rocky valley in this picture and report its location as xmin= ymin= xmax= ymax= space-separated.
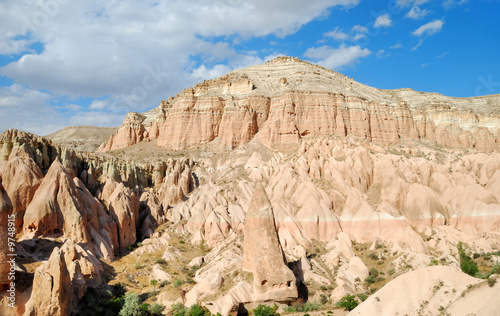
xmin=1 ymin=57 xmax=500 ymax=316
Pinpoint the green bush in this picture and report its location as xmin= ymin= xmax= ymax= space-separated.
xmin=170 ymin=303 xmax=187 ymax=316
xmin=336 ymin=294 xmax=359 ymax=311
xmin=149 ymin=302 xmax=165 ymax=316
xmin=357 ymin=293 xmax=368 ymax=302
xmin=487 ymin=277 xmax=497 ymax=287
xmin=120 ymin=292 xmax=147 ymax=316
xmin=173 ymin=279 xmax=185 ymax=288
xmin=320 ymin=294 xmax=328 ymax=305
xmin=369 ymin=268 xmax=379 ymax=278
xmin=457 ymin=242 xmax=479 ymax=277
xmin=155 ymin=258 xmax=167 ymax=265
xmin=284 ymin=301 xmax=320 ymax=313
xmin=188 ymin=304 xmax=211 ymax=316
xmin=160 ymin=280 xmax=171 ymax=287
xmin=253 ymin=304 xmax=280 ymax=316
xmin=365 ymin=275 xmax=376 ymax=285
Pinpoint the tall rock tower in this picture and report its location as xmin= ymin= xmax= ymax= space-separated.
xmin=242 ymin=183 xmax=297 ymax=301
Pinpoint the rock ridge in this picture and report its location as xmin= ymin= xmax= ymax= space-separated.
xmin=98 ymin=57 xmax=500 ymax=152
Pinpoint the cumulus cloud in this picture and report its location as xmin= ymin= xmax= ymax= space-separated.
xmin=412 ymin=20 xmax=445 ymax=36
xmin=304 ymin=44 xmax=371 ymax=70
xmin=374 ymin=14 xmax=392 ymax=28
xmin=406 ymin=7 xmax=430 ymax=19
xmin=0 ymin=0 xmax=360 ymax=134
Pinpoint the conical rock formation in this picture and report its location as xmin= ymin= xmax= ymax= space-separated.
xmin=242 ymin=183 xmax=297 ymax=301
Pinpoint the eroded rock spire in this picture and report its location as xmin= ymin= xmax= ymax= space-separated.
xmin=242 ymin=183 xmax=297 ymax=301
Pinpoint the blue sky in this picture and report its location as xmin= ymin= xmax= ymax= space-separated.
xmin=1 ymin=0 xmax=499 ymax=135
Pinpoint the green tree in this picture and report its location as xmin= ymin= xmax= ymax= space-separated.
xmin=151 ymin=279 xmax=158 ymax=292
xmin=336 ymin=294 xmax=359 ymax=311
xmin=113 ymin=283 xmax=127 ymax=298
xmin=120 ymin=292 xmax=147 ymax=316
xmin=457 ymin=242 xmax=479 ymax=277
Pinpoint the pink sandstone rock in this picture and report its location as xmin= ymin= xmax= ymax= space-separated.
xmin=242 ymin=183 xmax=297 ymax=301
xmin=24 ymin=247 xmax=76 ymax=316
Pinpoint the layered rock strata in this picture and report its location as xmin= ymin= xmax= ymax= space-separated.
xmin=99 ymin=57 xmax=500 ymax=152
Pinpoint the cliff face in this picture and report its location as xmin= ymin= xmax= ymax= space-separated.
xmin=98 ymin=57 xmax=500 ymax=152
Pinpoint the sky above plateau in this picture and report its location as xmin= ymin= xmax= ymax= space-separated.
xmin=0 ymin=0 xmax=499 ymax=135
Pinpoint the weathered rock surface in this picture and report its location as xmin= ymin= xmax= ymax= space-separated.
xmin=24 ymin=247 xmax=76 ymax=316
xmin=242 ymin=184 xmax=297 ymax=301
xmin=100 ymin=57 xmax=500 ymax=152
xmin=0 ymin=177 xmax=12 ymax=288
xmin=348 ymin=266 xmax=500 ymax=316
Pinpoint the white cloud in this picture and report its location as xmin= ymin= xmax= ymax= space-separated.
xmin=411 ymin=39 xmax=424 ymax=51
xmin=437 ymin=51 xmax=450 ymax=58
xmin=406 ymin=7 xmax=430 ymax=19
xmin=0 ymin=84 xmax=127 ymax=135
xmin=352 ymin=25 xmax=368 ymax=33
xmin=0 ymin=83 xmax=50 ymax=107
xmin=191 ymin=64 xmax=234 ymax=81
xmin=0 ymin=0 xmax=361 ymax=133
xmin=443 ymin=0 xmax=469 ymax=10
xmin=397 ymin=0 xmax=431 ymax=7
xmin=374 ymin=14 xmax=392 ymax=28
xmin=325 ymin=28 xmax=349 ymax=41
xmin=376 ymin=50 xmax=386 ymax=58
xmin=0 ymin=0 xmax=359 ymax=99
xmin=325 ymin=26 xmax=367 ymax=42
xmin=390 ymin=42 xmax=403 ymax=49
xmin=304 ymin=45 xmax=371 ymax=70
xmin=352 ymin=33 xmax=366 ymax=41
xmin=412 ymin=20 xmax=444 ymax=36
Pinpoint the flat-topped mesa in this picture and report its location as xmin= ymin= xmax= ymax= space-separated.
xmin=242 ymin=183 xmax=297 ymax=302
xmin=98 ymin=57 xmax=500 ymax=152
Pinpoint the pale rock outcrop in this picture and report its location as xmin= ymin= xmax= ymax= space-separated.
xmin=22 ymin=160 xmax=116 ymax=260
xmin=60 ymin=239 xmax=102 ymax=288
xmin=107 ymin=182 xmax=140 ymax=249
xmin=97 ymin=112 xmax=146 ymax=152
xmin=447 ymin=275 xmax=500 ymax=316
xmin=150 ymin=264 xmax=172 ymax=282
xmin=22 ymin=160 xmax=91 ymax=243
xmin=348 ymin=266 xmax=488 ymax=316
xmin=99 ymin=57 xmax=500 ymax=152
xmin=209 ymin=281 xmax=254 ymax=316
xmin=242 ymin=184 xmax=297 ymax=301
xmin=189 ymin=256 xmax=204 ymax=267
xmin=24 ymin=247 xmax=76 ymax=316
xmin=0 ymin=177 xmax=12 ymax=288
xmin=0 ymin=157 xmax=42 ymax=228
xmin=185 ymin=273 xmax=224 ymax=306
